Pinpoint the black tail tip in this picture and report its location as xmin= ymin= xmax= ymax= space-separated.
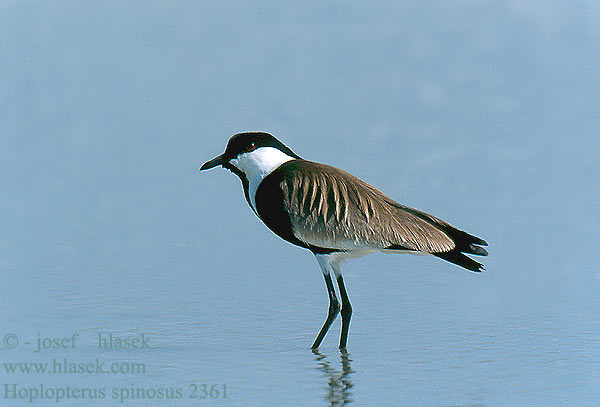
xmin=434 ymin=250 xmax=486 ymax=272
xmin=475 ymin=237 xmax=488 ymax=246
xmin=469 ymin=244 xmax=488 ymax=256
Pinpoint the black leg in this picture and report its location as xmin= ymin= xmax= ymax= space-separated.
xmin=311 ymin=272 xmax=340 ymax=349
xmin=336 ymin=275 xmax=352 ymax=350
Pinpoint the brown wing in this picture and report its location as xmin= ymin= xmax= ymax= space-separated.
xmin=276 ymin=161 xmax=456 ymax=253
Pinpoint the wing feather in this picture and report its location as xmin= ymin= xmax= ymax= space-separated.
xmin=277 ymin=161 xmax=456 ymax=253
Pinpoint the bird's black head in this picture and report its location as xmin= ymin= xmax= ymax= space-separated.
xmin=200 ymin=132 xmax=301 ymax=172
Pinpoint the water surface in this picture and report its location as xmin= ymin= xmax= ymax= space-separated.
xmin=2 ymin=1 xmax=599 ymax=405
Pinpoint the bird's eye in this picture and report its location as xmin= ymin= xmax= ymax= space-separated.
xmin=246 ymin=142 xmax=256 ymax=152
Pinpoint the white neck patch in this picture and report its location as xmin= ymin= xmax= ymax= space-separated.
xmin=229 ymin=146 xmax=295 ymax=211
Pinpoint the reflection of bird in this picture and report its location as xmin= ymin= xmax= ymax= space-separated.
xmin=313 ymin=349 xmax=354 ymax=406
xmin=200 ymin=132 xmax=488 ymax=349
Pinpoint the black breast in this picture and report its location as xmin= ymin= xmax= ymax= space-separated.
xmin=254 ymin=161 xmax=339 ymax=255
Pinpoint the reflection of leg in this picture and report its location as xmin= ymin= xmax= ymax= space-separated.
xmin=339 ymin=349 xmax=354 ymax=404
xmin=311 ymin=256 xmax=340 ymax=349
xmin=312 ymin=348 xmax=355 ymax=407
xmin=336 ymin=274 xmax=352 ymax=349
xmin=340 ymin=348 xmax=352 ymax=376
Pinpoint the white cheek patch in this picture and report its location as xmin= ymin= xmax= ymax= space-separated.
xmin=229 ymin=147 xmax=295 ymax=211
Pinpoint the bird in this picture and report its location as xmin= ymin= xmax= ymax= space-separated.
xmin=200 ymin=132 xmax=488 ymax=350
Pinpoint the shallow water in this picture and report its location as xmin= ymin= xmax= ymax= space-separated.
xmin=2 ymin=1 xmax=599 ymax=405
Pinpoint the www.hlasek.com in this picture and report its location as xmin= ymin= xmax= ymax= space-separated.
xmin=4 ymin=359 xmax=145 ymax=375
xmin=3 ymin=384 xmax=227 ymax=403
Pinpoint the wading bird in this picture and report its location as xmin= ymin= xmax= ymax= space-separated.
xmin=200 ymin=132 xmax=488 ymax=349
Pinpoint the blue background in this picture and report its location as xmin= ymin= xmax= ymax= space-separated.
xmin=2 ymin=1 xmax=599 ymax=405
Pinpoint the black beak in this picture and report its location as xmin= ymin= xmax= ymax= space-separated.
xmin=200 ymin=154 xmax=226 ymax=171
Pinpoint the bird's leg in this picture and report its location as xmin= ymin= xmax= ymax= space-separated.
xmin=312 ymin=256 xmax=340 ymax=349
xmin=311 ymin=272 xmax=340 ymax=349
xmin=331 ymin=263 xmax=352 ymax=350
